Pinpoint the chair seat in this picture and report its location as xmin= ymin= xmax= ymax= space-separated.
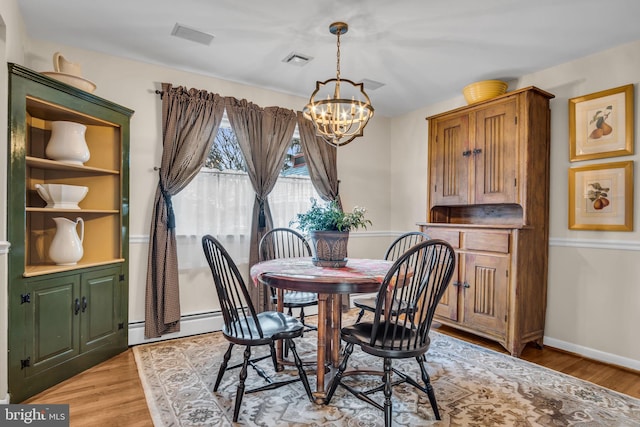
xmin=278 ymin=291 xmax=318 ymax=306
xmin=341 ymin=321 xmax=430 ymax=358
xmin=353 ymin=295 xmax=412 ymax=314
xmin=353 ymin=295 xmax=377 ymax=310
xmin=223 ymin=311 xmax=304 ymax=345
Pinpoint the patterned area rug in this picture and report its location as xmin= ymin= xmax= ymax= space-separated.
xmin=133 ymin=316 xmax=640 ymax=426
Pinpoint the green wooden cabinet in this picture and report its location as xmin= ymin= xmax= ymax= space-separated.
xmin=7 ymin=64 xmax=133 ymax=402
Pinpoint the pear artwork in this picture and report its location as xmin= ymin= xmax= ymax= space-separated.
xmin=588 ymin=105 xmax=613 ymax=139
xmin=587 ymin=182 xmax=610 ymax=210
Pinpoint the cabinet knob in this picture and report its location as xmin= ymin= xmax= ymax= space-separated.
xmin=473 ymin=148 xmax=482 ymax=155
xmin=463 ymin=282 xmax=470 ymax=288
xmin=74 ymin=298 xmax=81 ymax=315
xmin=82 ymin=296 xmax=88 ymax=313
xmin=462 ymin=150 xmax=472 ymax=157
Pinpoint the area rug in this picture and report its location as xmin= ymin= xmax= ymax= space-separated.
xmin=133 ymin=316 xmax=640 ymax=426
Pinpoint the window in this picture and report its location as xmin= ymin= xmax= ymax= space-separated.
xmin=269 ymin=137 xmax=321 ymax=228
xmin=172 ymin=114 xmax=319 ymax=273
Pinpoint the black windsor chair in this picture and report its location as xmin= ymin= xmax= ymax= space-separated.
xmin=325 ymin=239 xmax=456 ymax=426
xmin=202 ymin=235 xmax=313 ymax=422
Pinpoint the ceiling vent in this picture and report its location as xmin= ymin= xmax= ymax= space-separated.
xmin=171 ymin=23 xmax=215 ymax=46
xmin=361 ymin=78 xmax=385 ymax=90
xmin=282 ymin=52 xmax=313 ymax=66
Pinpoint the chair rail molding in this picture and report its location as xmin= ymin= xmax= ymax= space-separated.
xmin=130 ymin=230 xmax=400 ymax=245
xmin=549 ymin=237 xmax=640 ymax=251
xmin=0 ymin=241 xmax=11 ymax=254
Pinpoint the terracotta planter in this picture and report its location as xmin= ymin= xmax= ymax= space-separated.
xmin=309 ymin=230 xmax=349 ymax=267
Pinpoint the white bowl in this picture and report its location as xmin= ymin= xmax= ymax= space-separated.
xmin=35 ymin=184 xmax=88 ymax=209
xmin=41 ymin=71 xmax=97 ymax=93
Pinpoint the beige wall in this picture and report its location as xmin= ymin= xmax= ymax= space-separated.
xmin=390 ymin=40 xmax=640 ymax=370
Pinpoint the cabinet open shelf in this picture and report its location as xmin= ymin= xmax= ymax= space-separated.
xmin=26 ymin=156 xmax=119 ymax=175
xmin=24 ymin=259 xmax=126 ymax=278
xmin=27 ymin=208 xmax=120 ymax=213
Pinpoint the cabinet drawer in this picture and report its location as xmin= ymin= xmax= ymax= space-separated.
xmin=424 ymin=228 xmax=460 ymax=248
xmin=462 ymin=231 xmax=510 ymax=253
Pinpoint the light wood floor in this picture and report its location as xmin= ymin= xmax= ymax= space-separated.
xmin=24 ymin=323 xmax=640 ymax=426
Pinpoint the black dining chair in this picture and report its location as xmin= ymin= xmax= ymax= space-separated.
xmin=258 ymin=227 xmax=318 ymax=333
xmin=202 ymin=234 xmax=313 ymax=422
xmin=352 ymin=231 xmax=430 ymax=323
xmin=325 ymin=239 xmax=456 ymax=425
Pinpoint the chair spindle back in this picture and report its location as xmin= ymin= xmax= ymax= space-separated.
xmin=202 ymin=234 xmax=263 ymax=339
xmin=372 ymin=239 xmax=455 ymax=352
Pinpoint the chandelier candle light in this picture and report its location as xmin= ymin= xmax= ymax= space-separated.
xmin=303 ymin=22 xmax=374 ymax=147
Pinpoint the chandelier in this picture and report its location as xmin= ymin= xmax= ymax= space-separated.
xmin=303 ymin=22 xmax=374 ymax=147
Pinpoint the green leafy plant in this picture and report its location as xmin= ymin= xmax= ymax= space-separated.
xmin=291 ymin=199 xmax=372 ymax=232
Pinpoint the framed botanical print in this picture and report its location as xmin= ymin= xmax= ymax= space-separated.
xmin=568 ymin=161 xmax=634 ymax=231
xmin=569 ymin=84 xmax=634 ymax=162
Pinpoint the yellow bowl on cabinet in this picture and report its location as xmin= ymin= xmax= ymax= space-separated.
xmin=463 ymin=80 xmax=508 ymax=104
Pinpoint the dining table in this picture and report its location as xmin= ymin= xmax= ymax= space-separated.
xmin=250 ymin=257 xmax=394 ymax=403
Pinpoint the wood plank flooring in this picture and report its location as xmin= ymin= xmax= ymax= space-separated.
xmin=24 ymin=323 xmax=640 ymax=426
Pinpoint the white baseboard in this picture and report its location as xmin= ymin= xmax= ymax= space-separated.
xmin=543 ymin=336 xmax=640 ymax=372
xmin=0 ymin=394 xmax=9 ymax=404
xmin=128 ymin=311 xmax=225 ymax=346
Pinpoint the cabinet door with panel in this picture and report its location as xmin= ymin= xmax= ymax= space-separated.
xmin=23 ymin=275 xmax=81 ymax=378
xmin=473 ymin=98 xmax=518 ymax=204
xmin=80 ymin=267 xmax=123 ymax=353
xmin=430 ymin=114 xmax=470 ymax=206
xmin=460 ymin=253 xmax=509 ymax=338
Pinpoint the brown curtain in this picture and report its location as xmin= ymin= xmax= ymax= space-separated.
xmin=225 ymin=97 xmax=297 ymax=311
xmin=296 ymin=111 xmax=340 ymax=205
xmin=144 ymin=83 xmax=225 ymax=338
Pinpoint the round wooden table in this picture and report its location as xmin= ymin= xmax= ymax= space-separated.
xmin=250 ymin=257 xmax=393 ymax=403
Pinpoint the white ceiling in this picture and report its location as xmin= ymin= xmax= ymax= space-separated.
xmin=16 ymin=0 xmax=640 ymax=117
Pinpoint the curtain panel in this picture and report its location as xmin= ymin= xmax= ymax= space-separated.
xmin=296 ymin=111 xmax=340 ymax=205
xmin=144 ymin=83 xmax=225 ymax=338
xmin=225 ymin=97 xmax=297 ymax=311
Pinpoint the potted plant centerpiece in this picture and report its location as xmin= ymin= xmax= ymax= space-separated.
xmin=291 ymin=199 xmax=371 ymax=267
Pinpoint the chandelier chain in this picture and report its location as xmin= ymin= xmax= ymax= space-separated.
xmin=336 ymin=30 xmax=341 ymax=82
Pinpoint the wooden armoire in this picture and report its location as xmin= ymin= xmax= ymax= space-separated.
xmin=419 ymin=86 xmax=554 ymax=356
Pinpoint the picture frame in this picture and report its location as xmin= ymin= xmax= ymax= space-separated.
xmin=569 ymin=84 xmax=634 ymax=162
xmin=568 ymin=160 xmax=634 ymax=231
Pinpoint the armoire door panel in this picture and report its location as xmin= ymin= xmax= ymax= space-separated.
xmin=461 ymin=253 xmax=509 ymax=337
xmin=474 ymin=99 xmax=518 ymax=204
xmin=431 ymin=115 xmax=469 ymax=206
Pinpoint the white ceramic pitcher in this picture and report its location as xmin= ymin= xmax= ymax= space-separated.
xmin=45 ymin=121 xmax=90 ymax=165
xmin=49 ymin=217 xmax=84 ymax=265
